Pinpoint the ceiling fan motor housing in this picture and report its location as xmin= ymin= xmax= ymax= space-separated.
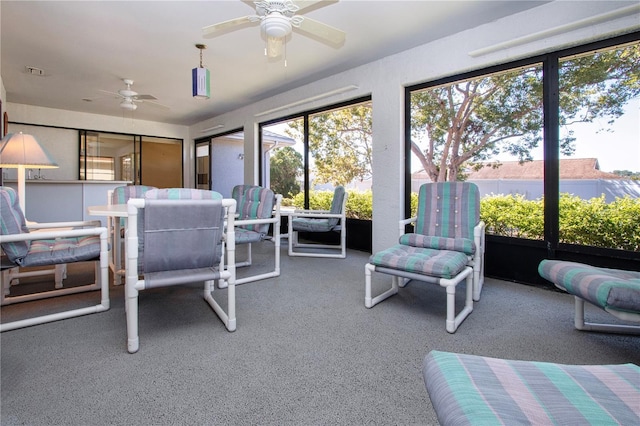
xmin=261 ymin=12 xmax=292 ymax=38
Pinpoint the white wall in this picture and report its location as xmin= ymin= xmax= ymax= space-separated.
xmin=191 ymin=1 xmax=640 ymax=252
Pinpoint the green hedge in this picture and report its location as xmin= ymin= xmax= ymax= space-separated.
xmin=285 ymin=191 xmax=639 ymax=251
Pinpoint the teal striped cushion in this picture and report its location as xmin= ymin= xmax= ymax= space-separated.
xmin=17 ymin=235 xmax=101 ymax=267
xmin=0 ymin=186 xmax=31 ymax=263
xmin=232 ymin=185 xmax=275 ymax=236
xmin=539 ymin=260 xmax=640 ymax=314
xmin=423 ymin=350 xmax=640 ymax=426
xmin=111 ymin=185 xmax=156 ymax=227
xmin=415 ymin=182 xmax=479 ymax=241
xmin=369 ymin=244 xmax=468 ymax=279
xmin=399 ymin=233 xmax=475 ymax=255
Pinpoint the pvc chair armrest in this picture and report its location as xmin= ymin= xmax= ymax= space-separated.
xmin=290 ymin=211 xmax=343 ymax=219
xmin=0 ymin=226 xmax=108 ymax=243
xmin=26 ymin=220 xmax=102 ymax=230
xmin=235 ymin=217 xmax=279 ymax=226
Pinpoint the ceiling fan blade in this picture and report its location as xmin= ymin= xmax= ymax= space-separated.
xmin=294 ymin=0 xmax=339 ymax=14
xmin=202 ymin=16 xmax=255 ymax=38
xmin=139 ymin=99 xmax=170 ymax=110
xmin=295 ymin=16 xmax=345 ymax=45
xmin=97 ymin=89 xmax=122 ymax=98
xmin=136 ymin=94 xmax=157 ymax=101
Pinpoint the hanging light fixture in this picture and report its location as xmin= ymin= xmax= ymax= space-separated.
xmin=261 ymin=12 xmax=293 ymax=59
xmin=192 ymin=44 xmax=210 ymax=99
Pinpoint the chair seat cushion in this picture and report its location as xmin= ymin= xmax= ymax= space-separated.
xmin=400 ymin=233 xmax=475 ymax=255
xmin=292 ymin=217 xmax=333 ymax=232
xmin=15 ymin=235 xmax=101 ymax=267
xmin=423 ymin=350 xmax=640 ymax=426
xmin=539 ymin=260 xmax=640 ymax=314
xmin=369 ymin=244 xmax=468 ymax=279
xmin=235 ymin=228 xmax=264 ymax=244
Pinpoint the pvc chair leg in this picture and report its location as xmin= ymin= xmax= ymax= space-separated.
xmin=445 ymin=270 xmax=474 ymax=333
xmin=365 ymin=263 xmax=398 ymax=308
xmin=125 ymin=282 xmax=140 ymax=354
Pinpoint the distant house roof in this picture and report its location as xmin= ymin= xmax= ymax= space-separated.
xmin=464 ymin=158 xmax=624 ymax=180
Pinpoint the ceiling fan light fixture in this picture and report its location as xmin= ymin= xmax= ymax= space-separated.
xmin=266 ymin=36 xmax=284 ymax=58
xmin=120 ymin=100 xmax=137 ymax=111
xmin=261 ymin=13 xmax=292 ymax=38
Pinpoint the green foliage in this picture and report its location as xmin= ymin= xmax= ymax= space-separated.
xmin=481 ymin=193 xmax=640 ymax=251
xmin=287 ymin=190 xmax=639 ymax=251
xmin=270 ymin=146 xmax=303 ymax=198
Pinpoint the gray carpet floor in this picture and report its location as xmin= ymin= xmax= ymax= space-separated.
xmin=1 ymin=244 xmax=639 ymax=425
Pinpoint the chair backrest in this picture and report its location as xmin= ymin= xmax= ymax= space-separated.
xmin=415 ymin=182 xmax=479 ymax=240
xmin=328 ymin=186 xmax=347 ymax=227
xmin=232 ymin=185 xmax=276 ymax=235
xmin=134 ymin=188 xmax=226 ymax=282
xmin=0 ymin=186 xmax=30 ymax=263
xmin=111 ymin=185 xmax=156 ymax=226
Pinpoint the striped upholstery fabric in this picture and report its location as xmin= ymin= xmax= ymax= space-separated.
xmin=369 ymin=244 xmax=468 ymax=279
xmin=423 ymin=350 xmax=640 ymax=426
xmin=232 ymin=185 xmax=275 ymax=243
xmin=291 ymin=186 xmax=345 ymax=232
xmin=539 ymin=260 xmax=640 ymax=315
xmin=0 ymin=187 xmax=31 ymax=263
xmin=111 ymin=185 xmax=156 ymax=227
xmin=413 ymin=182 xmax=479 ymax=254
xmin=399 ymin=234 xmax=474 ymax=256
xmin=0 ymin=186 xmax=101 ymax=267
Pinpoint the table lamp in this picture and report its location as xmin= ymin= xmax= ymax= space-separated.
xmin=0 ymin=132 xmax=58 ymax=213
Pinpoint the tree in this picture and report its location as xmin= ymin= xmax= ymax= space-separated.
xmin=269 ymin=146 xmax=303 ymax=198
xmin=411 ymin=43 xmax=640 ymax=182
xmin=287 ymin=103 xmax=372 ymax=186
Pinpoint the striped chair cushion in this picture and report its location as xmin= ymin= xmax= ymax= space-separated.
xmin=111 ymin=185 xmax=156 ymax=227
xmin=232 ymin=185 xmax=275 ymax=236
xmin=369 ymin=244 xmax=468 ymax=279
xmin=539 ymin=259 xmax=640 ymax=314
xmin=415 ymin=182 xmax=479 ymax=241
xmin=0 ymin=186 xmax=31 ymax=263
xmin=16 ymin=235 xmax=101 ymax=267
xmin=423 ymin=350 xmax=640 ymax=426
xmin=327 ymin=186 xmax=346 ymax=228
xmin=400 ymin=233 xmax=475 ymax=256
xmin=291 ymin=217 xmax=334 ymax=233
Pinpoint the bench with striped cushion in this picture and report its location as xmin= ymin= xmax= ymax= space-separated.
xmin=423 ymin=350 xmax=640 ymax=426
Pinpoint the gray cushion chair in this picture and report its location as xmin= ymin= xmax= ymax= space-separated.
xmin=423 ymin=350 xmax=640 ymax=426
xmin=287 ymin=185 xmax=348 ymax=258
xmin=365 ymin=182 xmax=485 ymax=333
xmin=0 ymin=186 xmax=109 ymax=332
xmin=231 ymin=185 xmax=282 ymax=285
xmin=539 ymin=259 xmax=640 ymax=334
xmin=124 ymin=188 xmax=236 ymax=353
xmin=107 ymin=185 xmax=157 ymax=285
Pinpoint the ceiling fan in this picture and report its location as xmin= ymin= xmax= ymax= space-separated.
xmin=202 ymin=0 xmax=345 ymax=58
xmin=84 ymin=79 xmax=167 ymax=111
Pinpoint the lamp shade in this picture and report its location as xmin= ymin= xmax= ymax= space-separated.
xmin=192 ymin=67 xmax=210 ymax=99
xmin=0 ymin=132 xmax=59 ymax=168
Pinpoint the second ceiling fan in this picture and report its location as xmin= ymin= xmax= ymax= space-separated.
xmin=202 ymin=0 xmax=346 ymax=58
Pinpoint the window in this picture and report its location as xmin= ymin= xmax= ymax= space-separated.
xmin=406 ymin=33 xmax=639 ymax=257
xmin=260 ymin=97 xmax=372 ymax=218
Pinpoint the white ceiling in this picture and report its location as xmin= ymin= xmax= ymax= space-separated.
xmin=1 ymin=0 xmax=548 ymax=126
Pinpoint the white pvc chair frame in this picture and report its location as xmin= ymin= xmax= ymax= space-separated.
xmin=106 ymin=188 xmax=125 ymax=286
xmin=125 ymin=197 xmax=237 ymax=354
xmin=234 ymin=193 xmax=282 ymax=285
xmin=0 ymin=221 xmax=110 ymax=332
xmin=573 ymin=297 xmax=640 ymax=335
xmin=364 ymin=215 xmax=485 ymax=333
xmin=287 ymin=192 xmax=348 ymax=259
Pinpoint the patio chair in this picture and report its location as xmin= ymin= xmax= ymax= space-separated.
xmin=423 ymin=350 xmax=640 ymax=426
xmin=538 ymin=259 xmax=640 ymax=334
xmin=107 ymin=185 xmax=156 ymax=285
xmin=365 ymin=182 xmax=485 ymax=333
xmin=0 ymin=186 xmax=109 ymax=332
xmin=124 ymin=188 xmax=236 ymax=353
xmin=231 ymin=185 xmax=282 ymax=285
xmin=288 ymin=186 xmax=348 ymax=258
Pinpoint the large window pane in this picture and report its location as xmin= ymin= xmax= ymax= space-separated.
xmin=558 ymin=43 xmax=640 ymax=251
xmin=410 ymin=65 xmax=544 ymax=239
